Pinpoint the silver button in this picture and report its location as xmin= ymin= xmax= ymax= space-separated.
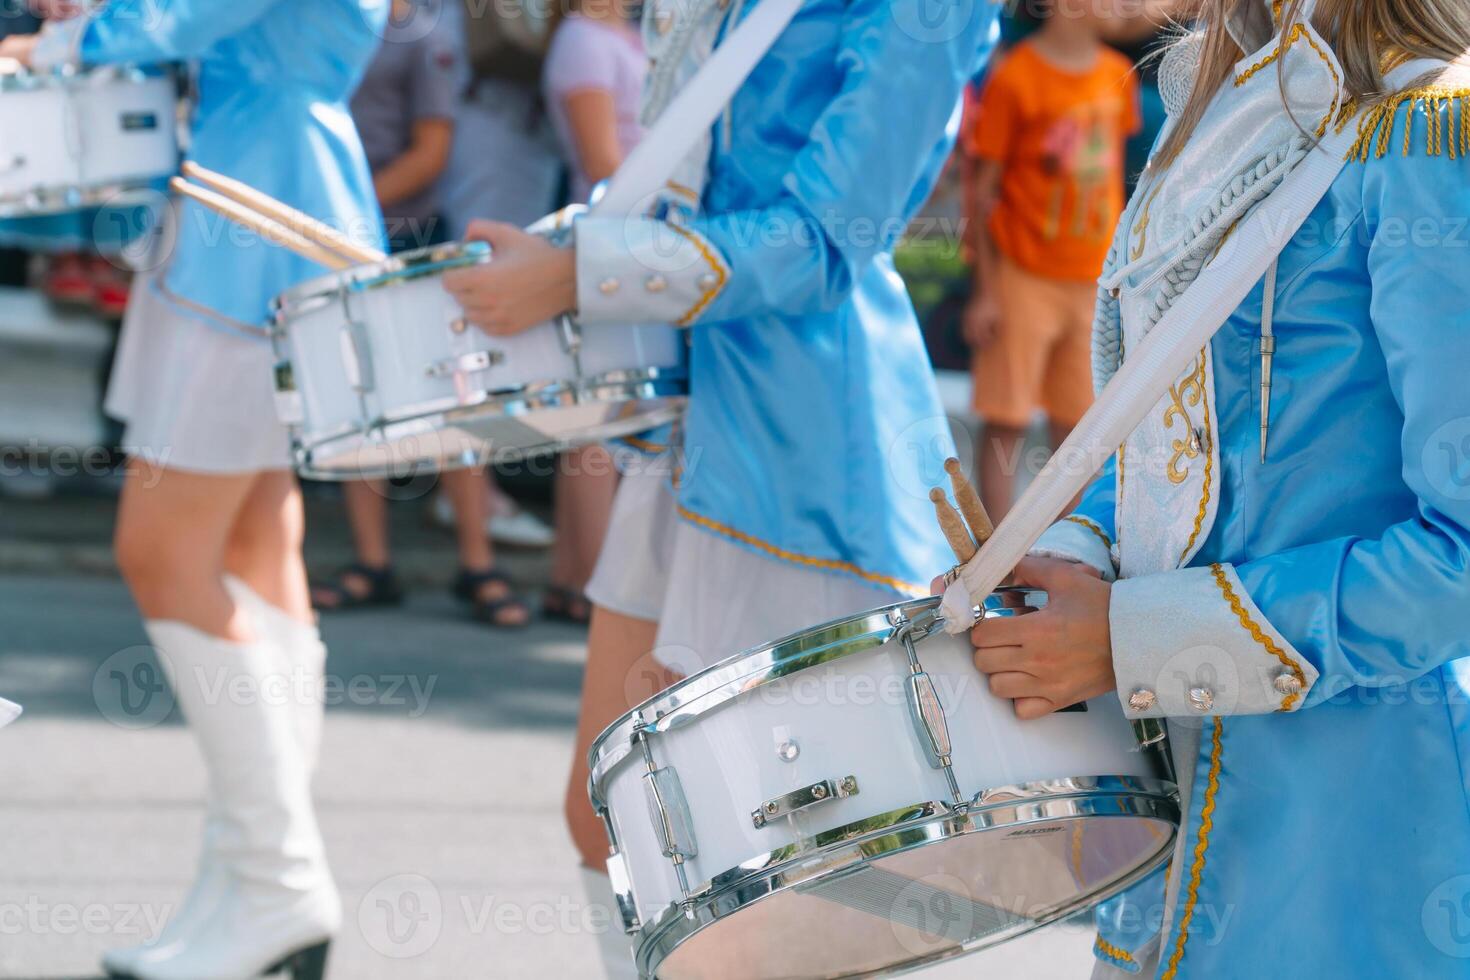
xmin=1127 ymin=689 xmax=1157 ymax=712
xmin=654 ymin=9 xmax=674 ymax=34
xmin=1188 ymin=686 xmax=1215 ymax=712
xmin=1188 ymin=427 xmax=1204 ymax=454
xmin=697 ymin=272 xmax=720 ymax=291
xmin=1273 ymin=671 xmax=1303 ymax=696
xmin=645 ymin=274 xmax=668 ymax=294
xmin=598 ymin=277 xmax=621 ymax=296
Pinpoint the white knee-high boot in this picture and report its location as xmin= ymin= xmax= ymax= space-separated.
xmin=222 ymin=576 xmax=327 ymax=767
xmin=103 ymin=582 xmax=325 ymax=978
xmin=579 ymin=867 xmax=640 ymax=979
xmin=107 ymin=621 xmax=338 ymax=980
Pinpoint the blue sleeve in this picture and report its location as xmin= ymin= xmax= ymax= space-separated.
xmin=689 ymin=0 xmax=1002 ymax=322
xmin=1235 ymin=103 xmax=1470 ymax=706
xmin=82 ymin=0 xmax=287 ymax=64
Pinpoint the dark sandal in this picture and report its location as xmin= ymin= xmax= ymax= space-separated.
xmin=311 ymin=563 xmax=403 ymax=612
xmin=542 ymin=585 xmax=592 ymax=625
xmin=452 ymin=568 xmax=532 ymax=629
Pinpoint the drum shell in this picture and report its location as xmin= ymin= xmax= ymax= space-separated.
xmin=272 ymin=245 xmax=686 ymax=474
xmin=0 ymin=70 xmax=177 ymax=215
xmin=599 ymin=604 xmax=1162 ymax=923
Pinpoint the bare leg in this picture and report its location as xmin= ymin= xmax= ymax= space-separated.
xmin=564 ymin=606 xmax=668 ymax=870
xmin=978 ymin=423 xmax=1027 ymax=524
xmin=342 ymin=480 xmax=391 ymax=569
xmin=311 ymin=479 xmax=393 ymax=608
xmin=442 ymin=467 xmax=529 ymax=626
xmin=223 ymin=470 xmax=312 ymax=626
xmin=550 ymin=447 xmax=619 ymax=614
xmin=114 ymin=460 xmax=261 ymax=641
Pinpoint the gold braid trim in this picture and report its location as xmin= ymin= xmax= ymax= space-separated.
xmin=1234 ymin=24 xmax=1342 ymax=137
xmin=1161 ymin=718 xmax=1224 ymax=980
xmin=665 ymin=224 xmax=729 ymax=326
xmin=1094 ymin=936 xmax=1137 ymax=967
xmin=1347 ymin=85 xmax=1470 ymax=161
xmin=675 ymin=504 xmax=928 ymax=597
xmin=1209 ymin=563 xmax=1306 ymax=711
xmin=1063 ymin=515 xmax=1113 ymax=551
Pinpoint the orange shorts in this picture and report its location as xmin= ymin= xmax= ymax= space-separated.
xmin=971 ymin=256 xmax=1097 ymax=428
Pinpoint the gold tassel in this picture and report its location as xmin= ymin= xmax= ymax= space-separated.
xmin=1345 ymin=86 xmax=1470 ymax=162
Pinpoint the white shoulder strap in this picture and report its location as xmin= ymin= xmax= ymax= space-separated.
xmin=589 ymin=0 xmax=802 ymax=218
xmin=940 ymin=57 xmax=1445 ymax=629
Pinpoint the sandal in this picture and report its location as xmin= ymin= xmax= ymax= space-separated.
xmin=542 ymin=585 xmax=592 ymax=626
xmin=311 ymin=563 xmax=404 ymax=612
xmin=452 ymin=568 xmax=532 ymax=629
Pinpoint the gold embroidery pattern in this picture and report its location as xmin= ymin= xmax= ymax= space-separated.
xmin=1210 ymin=563 xmax=1307 ymax=711
xmin=1179 ymin=362 xmax=1214 ymax=564
xmin=1129 ymin=184 xmax=1163 ymax=261
xmin=1094 ymin=936 xmax=1137 ymax=967
xmin=1234 ymin=23 xmax=1342 ymax=136
xmin=1064 ymin=515 xmax=1113 ymax=551
xmin=1161 ymin=717 xmax=1224 ymax=980
xmin=1348 ymin=85 xmax=1470 ymax=161
xmin=1164 ymin=352 xmax=1206 ymax=485
xmin=675 ymin=504 xmax=928 ymax=597
xmin=666 ymin=224 xmax=729 ymax=326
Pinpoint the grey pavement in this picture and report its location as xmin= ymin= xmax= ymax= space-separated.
xmin=0 ymin=570 xmax=1095 ymax=979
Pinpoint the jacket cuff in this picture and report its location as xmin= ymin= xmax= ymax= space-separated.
xmin=1110 ymin=563 xmax=1318 ymax=719
xmin=1030 ymin=516 xmax=1117 ymax=582
xmin=574 ymin=217 xmax=729 ymax=326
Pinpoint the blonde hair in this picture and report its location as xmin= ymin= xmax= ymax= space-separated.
xmin=1156 ymin=0 xmax=1470 ymax=166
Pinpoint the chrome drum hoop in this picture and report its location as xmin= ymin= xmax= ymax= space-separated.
xmin=632 ymin=782 xmax=1180 ymax=980
xmin=288 ymin=367 xmax=688 ymax=480
xmin=0 ymin=179 xmax=162 ymax=219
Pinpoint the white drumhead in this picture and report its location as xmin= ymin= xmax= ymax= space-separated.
xmin=650 ymin=807 xmax=1172 ymax=979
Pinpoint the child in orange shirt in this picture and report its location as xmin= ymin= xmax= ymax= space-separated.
xmin=965 ymin=3 xmax=1140 ymax=519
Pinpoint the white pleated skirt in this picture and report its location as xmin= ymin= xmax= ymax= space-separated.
xmin=104 ymin=272 xmax=293 ymax=474
xmin=586 ymin=461 xmax=902 ymax=674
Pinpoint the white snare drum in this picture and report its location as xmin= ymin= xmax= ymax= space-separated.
xmin=0 ymin=66 xmax=178 ymax=218
xmin=270 ymin=226 xmax=687 ymax=479
xmin=589 ymin=591 xmax=1177 ymax=979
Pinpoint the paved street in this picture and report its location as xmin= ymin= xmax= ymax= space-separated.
xmin=0 ymin=571 xmax=1095 ymax=979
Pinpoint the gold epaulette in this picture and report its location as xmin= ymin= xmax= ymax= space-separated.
xmin=1339 ymin=83 xmax=1470 ymax=161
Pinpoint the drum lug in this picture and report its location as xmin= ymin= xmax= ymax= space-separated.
xmin=425 ymin=349 xmax=507 ymax=379
xmin=643 ymin=765 xmax=698 ymax=862
xmin=751 ymin=775 xmax=860 ymax=829
xmin=907 ymin=672 xmax=952 ymax=769
xmin=556 ymin=314 xmax=585 ymax=378
xmin=603 ymin=847 xmax=643 ymax=935
xmin=339 ymin=319 xmax=376 ymax=393
xmin=897 ymin=624 xmax=967 ymax=809
xmin=636 ymin=726 xmax=698 ymax=910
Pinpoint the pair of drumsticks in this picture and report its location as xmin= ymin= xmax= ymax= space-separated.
xmin=168 ymin=163 xmax=387 ymax=270
xmin=930 ymin=458 xmax=994 ymax=564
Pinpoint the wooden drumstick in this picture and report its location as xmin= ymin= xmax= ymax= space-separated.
xmin=180 ymin=161 xmax=387 ymax=265
xmin=169 ymin=177 xmax=353 ymax=271
xmin=930 ymin=487 xmax=976 ymax=563
xmin=944 ymin=457 xmax=994 ymax=546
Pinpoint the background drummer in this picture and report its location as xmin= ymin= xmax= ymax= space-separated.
xmin=2 ymin=2 xmax=388 ymax=978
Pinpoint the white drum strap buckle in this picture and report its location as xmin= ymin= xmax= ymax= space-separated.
xmin=637 ymin=724 xmax=699 ymax=913
xmin=890 ymin=607 xmax=967 ymax=810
